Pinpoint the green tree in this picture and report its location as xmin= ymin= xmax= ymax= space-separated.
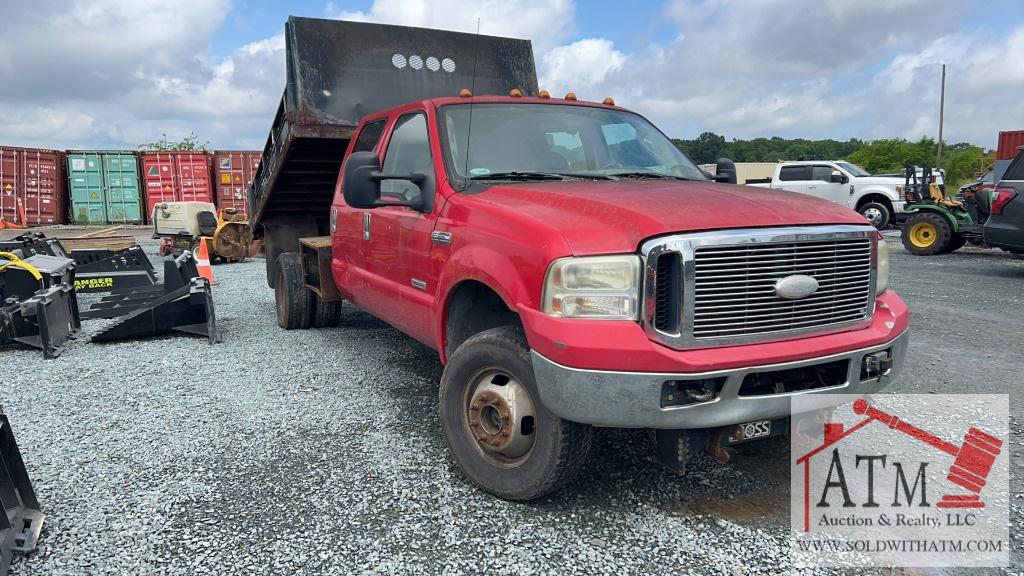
xmin=139 ymin=132 xmax=210 ymax=152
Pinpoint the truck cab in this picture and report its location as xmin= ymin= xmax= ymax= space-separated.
xmin=249 ymin=17 xmax=909 ymax=500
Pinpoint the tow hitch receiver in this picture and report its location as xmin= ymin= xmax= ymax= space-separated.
xmin=860 ymin=349 xmax=893 ymax=380
xmin=0 ymin=409 xmax=44 ymax=574
xmin=708 ymin=418 xmax=788 ymax=463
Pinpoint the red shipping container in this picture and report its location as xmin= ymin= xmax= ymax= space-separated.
xmin=211 ymin=150 xmax=261 ymax=216
xmin=0 ymin=146 xmax=67 ymax=226
xmin=997 ymin=130 xmax=1024 ymax=161
xmin=140 ymin=151 xmax=213 ymax=220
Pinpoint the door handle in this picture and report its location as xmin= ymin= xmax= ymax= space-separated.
xmin=362 ymin=213 xmax=371 ymax=240
xmin=807 ymin=186 xmax=817 ymax=190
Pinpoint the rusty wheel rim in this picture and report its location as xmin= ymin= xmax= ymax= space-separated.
xmin=464 ymin=368 xmax=537 ymax=467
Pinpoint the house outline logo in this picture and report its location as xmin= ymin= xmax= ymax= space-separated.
xmin=795 ymin=398 xmax=1004 ymax=532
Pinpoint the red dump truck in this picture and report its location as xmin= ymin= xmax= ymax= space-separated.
xmin=248 ymin=17 xmax=909 ymax=499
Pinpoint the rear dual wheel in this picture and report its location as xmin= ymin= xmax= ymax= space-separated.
xmin=274 ymin=253 xmax=342 ymax=329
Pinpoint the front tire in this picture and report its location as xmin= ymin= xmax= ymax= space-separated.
xmin=858 ymin=201 xmax=891 ymax=229
xmin=902 ymin=212 xmax=952 ymax=255
xmin=438 ymin=326 xmax=592 ymax=500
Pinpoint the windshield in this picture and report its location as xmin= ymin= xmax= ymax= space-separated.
xmin=835 ymin=161 xmax=871 ymax=177
xmin=439 ymin=103 xmax=706 ymax=182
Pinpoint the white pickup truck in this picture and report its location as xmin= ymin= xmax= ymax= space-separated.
xmin=748 ymin=160 xmax=909 ymax=228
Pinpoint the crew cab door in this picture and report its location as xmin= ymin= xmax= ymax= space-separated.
xmin=776 ymin=164 xmax=847 ymax=206
xmin=358 ymin=110 xmax=441 ymax=345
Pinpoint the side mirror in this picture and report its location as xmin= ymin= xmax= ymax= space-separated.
xmin=341 ymin=151 xmax=427 ymax=210
xmin=831 ymin=172 xmax=848 ymax=184
xmin=712 ymin=158 xmax=737 ymax=184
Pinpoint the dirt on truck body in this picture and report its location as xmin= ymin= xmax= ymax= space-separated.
xmin=247 ymin=16 xmax=909 ymax=500
xmin=248 ymin=17 xmax=537 ymax=287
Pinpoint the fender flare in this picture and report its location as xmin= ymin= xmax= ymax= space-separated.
xmin=433 ymin=245 xmax=534 ymax=363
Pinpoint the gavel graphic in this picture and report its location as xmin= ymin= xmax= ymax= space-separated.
xmin=852 ymin=399 xmax=1003 ymax=508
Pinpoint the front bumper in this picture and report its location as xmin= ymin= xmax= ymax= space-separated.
xmin=531 ymin=329 xmax=908 ymax=429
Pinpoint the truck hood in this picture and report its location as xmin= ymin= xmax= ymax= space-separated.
xmin=468 ymin=180 xmax=869 ymax=254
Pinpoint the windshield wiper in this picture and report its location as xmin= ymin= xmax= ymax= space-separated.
xmin=469 ymin=171 xmax=569 ymax=181
xmin=603 ymin=170 xmax=702 ymax=181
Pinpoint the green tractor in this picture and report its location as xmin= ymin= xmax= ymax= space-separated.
xmin=900 ymin=165 xmax=977 ymax=255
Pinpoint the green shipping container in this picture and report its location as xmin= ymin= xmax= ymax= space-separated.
xmin=67 ymin=151 xmax=143 ymax=224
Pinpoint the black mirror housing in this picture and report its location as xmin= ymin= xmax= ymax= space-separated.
xmin=831 ymin=173 xmax=847 ymax=184
xmin=712 ymin=158 xmax=738 ymax=184
xmin=342 ymin=151 xmax=384 ymax=208
xmin=342 ymin=151 xmax=429 ymax=211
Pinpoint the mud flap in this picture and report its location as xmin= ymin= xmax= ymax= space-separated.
xmin=0 ymin=409 xmax=44 ymax=574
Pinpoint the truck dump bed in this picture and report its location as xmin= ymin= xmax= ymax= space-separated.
xmin=248 ymin=17 xmax=538 ymax=237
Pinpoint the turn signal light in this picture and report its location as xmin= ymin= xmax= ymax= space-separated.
xmin=991 ymin=188 xmax=1018 ymax=215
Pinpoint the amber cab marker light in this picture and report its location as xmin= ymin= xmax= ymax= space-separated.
xmin=538 ymin=90 xmax=551 ymax=99
xmin=602 ymin=97 xmax=615 ymax=106
xmin=564 ymin=92 xmax=577 ymax=101
xmin=458 ymin=88 xmax=472 ymax=97
xmin=509 ymin=88 xmax=523 ymax=97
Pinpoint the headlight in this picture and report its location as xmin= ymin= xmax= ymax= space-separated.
xmin=876 ymin=235 xmax=890 ymax=295
xmin=543 ymin=255 xmax=640 ymax=319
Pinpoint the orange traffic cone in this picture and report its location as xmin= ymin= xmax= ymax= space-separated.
xmin=194 ymin=238 xmax=215 ymax=285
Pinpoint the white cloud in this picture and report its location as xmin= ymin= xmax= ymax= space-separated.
xmin=326 ymin=0 xmax=576 ymax=53
xmin=540 ymin=39 xmax=626 ymax=94
xmin=0 ymin=0 xmax=1021 ymax=151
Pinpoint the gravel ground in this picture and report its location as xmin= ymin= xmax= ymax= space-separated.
xmin=2 ymin=229 xmax=1021 ymax=575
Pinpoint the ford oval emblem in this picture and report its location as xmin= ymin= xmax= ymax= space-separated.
xmin=774 ymin=274 xmax=819 ymax=300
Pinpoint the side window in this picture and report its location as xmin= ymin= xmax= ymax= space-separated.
xmin=353 ymin=120 xmax=386 ymax=153
xmin=381 ymin=113 xmax=431 ymax=202
xmin=811 ymin=165 xmax=833 ymax=182
xmin=779 ymin=166 xmax=810 ymax=181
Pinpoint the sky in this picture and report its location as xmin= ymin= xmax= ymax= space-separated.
xmin=1 ymin=0 xmax=1022 ymax=151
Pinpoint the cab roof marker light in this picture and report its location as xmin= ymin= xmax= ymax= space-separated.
xmin=602 ymin=97 xmax=615 ymax=106
xmin=538 ymin=90 xmax=550 ymax=99
xmin=458 ymin=88 xmax=472 ymax=97
xmin=564 ymin=92 xmax=577 ymax=101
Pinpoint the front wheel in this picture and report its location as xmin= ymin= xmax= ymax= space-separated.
xmin=438 ymin=326 xmax=592 ymax=500
xmin=858 ymin=202 xmax=891 ymax=229
xmin=902 ymin=212 xmax=952 ymax=256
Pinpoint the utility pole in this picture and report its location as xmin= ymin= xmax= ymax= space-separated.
xmin=937 ymin=63 xmax=946 ymax=169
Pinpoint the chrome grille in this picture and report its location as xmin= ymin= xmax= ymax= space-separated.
xmin=691 ymin=238 xmax=872 ymax=339
xmin=641 ymin=226 xmax=877 ymax=349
